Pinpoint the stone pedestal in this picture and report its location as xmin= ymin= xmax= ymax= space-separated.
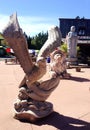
xmin=67 ymin=57 xmax=78 ymax=66
xmin=14 ymin=98 xmax=53 ymax=122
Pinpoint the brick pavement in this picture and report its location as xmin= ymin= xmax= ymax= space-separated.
xmin=0 ymin=61 xmax=90 ymax=130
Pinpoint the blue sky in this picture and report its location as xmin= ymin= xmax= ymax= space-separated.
xmin=0 ymin=0 xmax=90 ymax=36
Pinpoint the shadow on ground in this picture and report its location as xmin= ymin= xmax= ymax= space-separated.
xmin=69 ymin=76 xmax=90 ymax=82
xmin=21 ymin=111 xmax=90 ymax=130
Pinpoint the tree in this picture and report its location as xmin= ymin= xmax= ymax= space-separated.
xmin=24 ymin=31 xmax=48 ymax=50
xmin=24 ymin=32 xmax=32 ymax=49
xmin=31 ymin=32 xmax=48 ymax=50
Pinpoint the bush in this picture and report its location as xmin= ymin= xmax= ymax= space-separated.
xmin=60 ymin=43 xmax=80 ymax=55
xmin=60 ymin=43 xmax=67 ymax=53
xmin=0 ymin=46 xmax=7 ymax=57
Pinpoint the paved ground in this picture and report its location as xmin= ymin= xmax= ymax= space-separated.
xmin=0 ymin=61 xmax=90 ymax=130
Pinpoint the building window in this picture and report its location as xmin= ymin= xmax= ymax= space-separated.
xmin=78 ymin=27 xmax=86 ymax=36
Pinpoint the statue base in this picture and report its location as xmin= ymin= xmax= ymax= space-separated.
xmin=14 ymin=101 xmax=53 ymax=122
xmin=67 ymin=57 xmax=78 ymax=67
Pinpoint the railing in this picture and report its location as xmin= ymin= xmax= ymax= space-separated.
xmin=78 ymin=36 xmax=90 ymax=40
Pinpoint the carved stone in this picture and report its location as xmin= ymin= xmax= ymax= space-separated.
xmin=66 ymin=26 xmax=78 ymax=65
xmin=49 ymin=49 xmax=71 ymax=79
xmin=2 ymin=13 xmax=66 ymax=122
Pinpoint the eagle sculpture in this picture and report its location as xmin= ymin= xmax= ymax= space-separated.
xmin=3 ymin=13 xmax=68 ymax=122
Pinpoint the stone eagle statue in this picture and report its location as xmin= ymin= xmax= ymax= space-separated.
xmin=2 ymin=13 xmax=68 ymax=122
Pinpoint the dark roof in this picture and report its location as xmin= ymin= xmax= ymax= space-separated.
xmin=59 ymin=18 xmax=90 ymax=21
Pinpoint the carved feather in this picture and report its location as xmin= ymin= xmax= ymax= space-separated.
xmin=3 ymin=13 xmax=34 ymax=74
xmin=37 ymin=26 xmax=62 ymax=59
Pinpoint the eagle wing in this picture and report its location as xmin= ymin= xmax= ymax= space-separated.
xmin=37 ymin=25 xmax=62 ymax=60
xmin=3 ymin=13 xmax=34 ymax=75
xmin=2 ymin=13 xmax=62 ymax=87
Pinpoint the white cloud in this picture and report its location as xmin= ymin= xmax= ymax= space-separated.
xmin=0 ymin=14 xmax=9 ymax=32
xmin=0 ymin=14 xmax=58 ymax=37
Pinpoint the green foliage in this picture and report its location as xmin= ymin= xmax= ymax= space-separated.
xmin=0 ymin=33 xmax=9 ymax=46
xmin=31 ymin=32 xmax=48 ymax=50
xmin=60 ymin=43 xmax=67 ymax=53
xmin=25 ymin=31 xmax=48 ymax=50
xmin=60 ymin=42 xmax=80 ymax=55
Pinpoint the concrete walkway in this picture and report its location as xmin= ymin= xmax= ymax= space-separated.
xmin=0 ymin=61 xmax=90 ymax=130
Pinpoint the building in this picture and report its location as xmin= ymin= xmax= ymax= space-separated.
xmin=59 ymin=17 xmax=90 ymax=65
xmin=59 ymin=17 xmax=90 ymax=38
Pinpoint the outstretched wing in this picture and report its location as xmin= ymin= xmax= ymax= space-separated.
xmin=2 ymin=13 xmax=34 ymax=74
xmin=2 ymin=13 xmax=62 ymax=87
xmin=37 ymin=26 xmax=62 ymax=60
